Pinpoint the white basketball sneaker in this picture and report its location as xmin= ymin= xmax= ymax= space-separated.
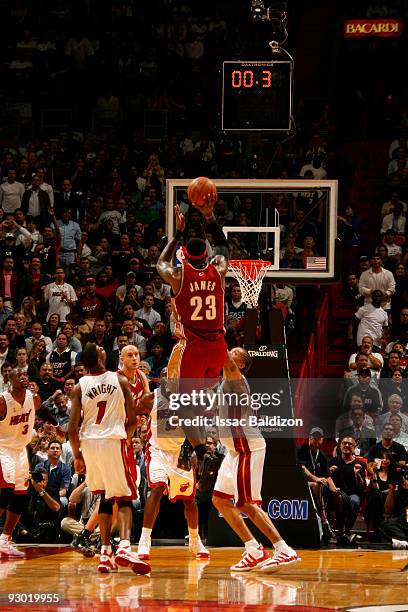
xmin=259 ymin=548 xmax=300 ymax=573
xmin=115 ymin=545 xmax=151 ymax=575
xmin=137 ymin=537 xmax=151 ymax=560
xmin=98 ymin=551 xmax=118 ymax=573
xmin=0 ymin=538 xmax=25 ymax=558
xmin=230 ymin=545 xmax=269 ymax=572
xmin=189 ymin=536 xmax=210 ymax=559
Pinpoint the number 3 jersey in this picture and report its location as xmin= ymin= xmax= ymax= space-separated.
xmin=173 ymin=262 xmax=225 ymax=341
xmin=0 ymin=390 xmax=35 ymax=449
xmin=79 ymin=371 xmax=126 ymax=440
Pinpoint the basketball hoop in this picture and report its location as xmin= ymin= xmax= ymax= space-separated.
xmin=228 ymin=260 xmax=273 ymax=308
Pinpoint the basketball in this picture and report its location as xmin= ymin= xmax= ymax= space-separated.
xmin=187 ymin=176 xmax=217 ymax=208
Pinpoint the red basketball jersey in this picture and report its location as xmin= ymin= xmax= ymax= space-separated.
xmin=173 ymin=262 xmax=225 ymax=341
xmin=117 ymin=369 xmax=145 ymax=406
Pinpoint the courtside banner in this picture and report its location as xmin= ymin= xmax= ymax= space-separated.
xmin=344 ymin=19 xmax=403 ymax=38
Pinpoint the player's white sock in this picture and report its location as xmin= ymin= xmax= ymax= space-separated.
xmin=0 ymin=534 xmax=10 ymax=541
xmin=273 ymin=539 xmax=292 ymax=553
xmin=245 ymin=538 xmax=260 ymax=553
xmin=140 ymin=528 xmax=152 ymax=540
xmin=119 ymin=539 xmax=131 ymax=549
xmin=188 ymin=528 xmax=199 ymax=540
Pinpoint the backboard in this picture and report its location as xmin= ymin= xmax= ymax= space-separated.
xmin=166 ymin=179 xmax=338 ymax=282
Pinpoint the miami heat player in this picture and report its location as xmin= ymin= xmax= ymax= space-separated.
xmin=212 ymin=348 xmax=299 ymax=573
xmin=157 ymin=203 xmax=229 ymax=459
xmin=137 ymin=374 xmax=209 ymax=561
xmin=68 ymin=343 xmax=150 ymax=575
xmin=0 ymin=369 xmax=41 ymax=557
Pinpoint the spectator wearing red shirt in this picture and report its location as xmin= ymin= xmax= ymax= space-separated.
xmin=77 ymin=276 xmax=105 ymax=331
xmin=21 ymin=256 xmax=49 ymax=309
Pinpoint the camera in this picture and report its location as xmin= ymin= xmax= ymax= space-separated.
xmin=32 ymin=472 xmax=44 ymax=483
xmin=393 ymin=467 xmax=408 ymax=488
xmin=398 ymin=467 xmax=408 ymax=481
xmin=251 ymin=0 xmax=266 ymax=21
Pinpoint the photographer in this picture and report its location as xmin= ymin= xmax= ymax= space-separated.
xmin=381 ymin=466 xmax=408 ymax=549
xmin=297 ymin=427 xmax=338 ymax=544
xmin=196 ymin=436 xmax=222 ymax=539
xmin=27 ymin=467 xmax=61 ymax=542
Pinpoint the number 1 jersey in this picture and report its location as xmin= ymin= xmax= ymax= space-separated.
xmin=79 ymin=371 xmax=126 ymax=440
xmin=173 ymin=262 xmax=225 ymax=341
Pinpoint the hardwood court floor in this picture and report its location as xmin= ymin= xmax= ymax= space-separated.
xmin=0 ymin=546 xmax=407 ymax=611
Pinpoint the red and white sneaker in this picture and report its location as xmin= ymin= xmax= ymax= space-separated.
xmin=137 ymin=538 xmax=151 ymax=560
xmin=189 ymin=536 xmax=210 ymax=559
xmin=259 ymin=549 xmax=300 ymax=573
xmin=115 ymin=545 xmax=151 ymax=575
xmin=0 ymin=538 xmax=25 ymax=558
xmin=230 ymin=546 xmax=269 ymax=572
xmin=98 ymin=551 xmax=118 ymax=573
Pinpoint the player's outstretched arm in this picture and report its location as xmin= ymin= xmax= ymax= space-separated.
xmin=201 ymin=198 xmax=229 ymax=268
xmin=156 ymin=203 xmax=183 ymax=292
xmin=68 ymin=384 xmax=85 ymax=474
xmin=223 ymin=351 xmax=242 ymax=380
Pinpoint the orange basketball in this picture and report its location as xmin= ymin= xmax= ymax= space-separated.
xmin=187 ymin=176 xmax=217 ymax=207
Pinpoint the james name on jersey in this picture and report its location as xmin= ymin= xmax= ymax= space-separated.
xmin=189 ymin=280 xmax=216 ymax=292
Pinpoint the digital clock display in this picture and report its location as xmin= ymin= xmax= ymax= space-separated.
xmin=222 ymin=60 xmax=293 ymax=131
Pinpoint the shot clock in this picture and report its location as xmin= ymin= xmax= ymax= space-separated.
xmin=221 ymin=60 xmax=293 ymax=131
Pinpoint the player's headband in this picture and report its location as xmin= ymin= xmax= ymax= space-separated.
xmin=182 ymin=245 xmax=208 ymax=260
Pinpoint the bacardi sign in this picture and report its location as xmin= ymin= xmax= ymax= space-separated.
xmin=344 ymin=19 xmax=403 ymax=38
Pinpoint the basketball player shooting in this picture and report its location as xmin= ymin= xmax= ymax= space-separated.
xmin=0 ymin=369 xmax=41 ymax=558
xmin=68 ymin=343 xmax=151 ymax=575
xmin=157 ymin=178 xmax=230 ymax=464
xmin=212 ymin=348 xmax=300 ymax=572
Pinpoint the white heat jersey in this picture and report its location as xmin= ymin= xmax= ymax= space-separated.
xmin=0 ymin=390 xmax=35 ymax=449
xmin=79 ymin=371 xmax=126 ymax=440
xmin=147 ymin=388 xmax=185 ymax=453
xmin=216 ymin=376 xmax=266 ymax=453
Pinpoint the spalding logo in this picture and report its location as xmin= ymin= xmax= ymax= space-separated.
xmin=248 ymin=345 xmax=279 ymax=358
xmin=180 ymin=483 xmax=191 ymax=492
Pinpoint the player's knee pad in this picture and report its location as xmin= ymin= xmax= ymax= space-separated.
xmin=99 ymin=495 xmax=114 ymax=515
xmin=8 ymin=493 xmax=27 ymax=515
xmin=0 ymin=488 xmax=14 ymax=510
xmin=117 ymin=500 xmax=132 ymax=510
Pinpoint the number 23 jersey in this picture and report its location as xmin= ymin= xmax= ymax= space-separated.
xmin=79 ymin=371 xmax=126 ymax=440
xmin=173 ymin=262 xmax=225 ymax=341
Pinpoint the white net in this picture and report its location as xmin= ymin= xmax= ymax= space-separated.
xmin=228 ymin=260 xmax=273 ymax=308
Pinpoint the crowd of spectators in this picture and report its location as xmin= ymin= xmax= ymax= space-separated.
xmin=301 ymin=118 xmax=408 ymax=548
xmin=0 ymin=54 xmax=343 ymax=549
xmin=0 ymin=1 xmax=406 ymax=551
